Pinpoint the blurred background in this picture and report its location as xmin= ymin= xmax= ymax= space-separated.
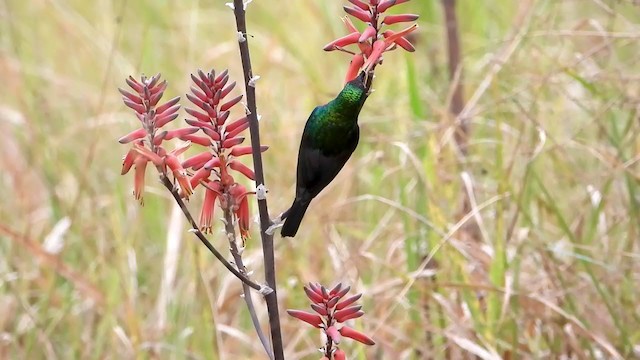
xmin=1 ymin=0 xmax=639 ymax=358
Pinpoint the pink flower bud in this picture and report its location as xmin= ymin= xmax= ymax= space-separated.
xmin=358 ymin=26 xmax=376 ymax=43
xmin=323 ymin=32 xmax=361 ymax=51
xmin=220 ymin=95 xmax=243 ymax=112
xmin=339 ymin=326 xmax=375 ymax=345
xmin=377 ymin=0 xmax=396 ymax=13
xmin=190 ymin=167 xmax=212 ymax=189
xmin=311 ymin=303 xmax=328 ymax=316
xmin=230 ymin=145 xmax=268 ymax=157
xmin=347 ymin=0 xmax=369 ymax=11
xmin=334 ymin=285 xmax=351 ymax=300
xmin=333 ymin=305 xmax=362 ymax=323
xmin=221 ymin=81 xmax=237 ymax=98
xmin=226 ymin=120 xmax=250 ymax=139
xmin=155 ymin=110 xmax=180 ymax=128
xmin=336 ymin=293 xmax=362 ymax=310
xmin=185 ymin=108 xmax=211 ymax=122
xmin=225 ymin=116 xmax=249 ymax=133
xmin=334 ymin=349 xmax=347 ymax=360
xmin=222 ymin=137 xmax=245 ymax=149
xmin=217 ymin=111 xmax=230 ymax=126
xmin=118 ymin=128 xmax=147 ymax=144
xmin=123 ymin=99 xmax=146 ymax=114
xmin=202 ymin=127 xmax=221 ymax=141
xmin=330 ymin=283 xmax=343 ymax=296
xmin=287 ymin=310 xmax=323 ymax=328
xmin=334 ymin=310 xmax=364 ymax=323
xmin=203 ymin=158 xmax=221 ymax=171
xmin=156 ymin=96 xmax=181 ymax=115
xmin=118 ymin=88 xmax=142 ymax=104
xmin=179 ymin=134 xmax=212 ymax=147
xmin=182 ymin=152 xmax=213 ymax=170
xmin=162 ymin=127 xmax=199 ymax=141
xmin=343 ymin=6 xmax=372 ymax=23
xmin=229 ymin=160 xmax=255 ymax=180
xmin=344 ymin=54 xmax=365 ymax=83
xmin=121 ymin=145 xmax=141 ymax=175
xmin=304 ymin=285 xmax=325 ymax=304
xmin=382 ymin=13 xmax=419 ymax=25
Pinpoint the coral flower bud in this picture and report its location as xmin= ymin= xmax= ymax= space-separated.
xmin=323 ymin=32 xmax=361 ymax=51
xmin=223 ymin=137 xmax=245 ymax=148
xmin=182 ymin=152 xmax=214 ymax=170
xmin=343 ymin=6 xmax=372 ymax=23
xmin=311 ymin=303 xmax=328 ymax=316
xmin=358 ymin=26 xmax=376 ymax=43
xmin=336 ymin=293 xmax=362 ymax=310
xmin=382 ymin=14 xmax=420 ymax=25
xmin=333 ymin=305 xmax=362 ymax=322
xmin=344 ymin=54 xmax=365 ymax=83
xmin=220 ymin=95 xmax=243 ymax=112
xmin=377 ymin=0 xmax=397 ymax=13
xmin=348 ymin=0 xmax=369 ymax=11
xmin=334 ymin=349 xmax=347 ymax=360
xmin=179 ymin=135 xmax=212 ymax=147
xmin=118 ymin=128 xmax=147 ymax=144
xmin=287 ymin=310 xmax=323 ymax=328
xmin=185 ymin=108 xmax=211 ymax=122
xmin=229 ymin=160 xmax=255 ymax=180
xmin=339 ymin=326 xmax=375 ymax=345
xmin=226 ymin=120 xmax=250 ymax=139
xmin=304 ymin=285 xmax=325 ymax=304
xmin=335 ymin=310 xmax=364 ymax=323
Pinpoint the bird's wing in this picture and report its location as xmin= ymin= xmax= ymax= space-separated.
xmin=296 ymin=125 xmax=359 ymax=199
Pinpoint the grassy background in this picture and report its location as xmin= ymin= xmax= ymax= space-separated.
xmin=1 ymin=0 xmax=639 ymax=358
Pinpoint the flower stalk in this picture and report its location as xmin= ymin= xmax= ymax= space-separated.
xmin=231 ymin=0 xmax=285 ymax=359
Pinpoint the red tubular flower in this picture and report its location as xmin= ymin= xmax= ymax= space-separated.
xmin=288 ymin=283 xmax=374 ymax=358
xmin=287 ymin=310 xmax=323 ymax=328
xmin=118 ymin=74 xmax=196 ymax=203
xmin=339 ymin=326 xmax=375 ymax=345
xmin=334 ymin=349 xmax=347 ymax=360
xmin=199 ymin=180 xmax=222 ymax=233
xmin=325 ymin=0 xmax=419 ymax=82
xmin=180 ymin=68 xmax=265 ymax=237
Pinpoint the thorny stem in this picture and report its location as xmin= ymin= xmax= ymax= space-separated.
xmin=159 ymin=175 xmax=262 ymax=291
xmin=231 ymin=1 xmax=286 ymax=360
xmin=222 ymin=202 xmax=274 ymax=360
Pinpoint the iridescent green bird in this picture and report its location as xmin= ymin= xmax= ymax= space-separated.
xmin=281 ymin=72 xmax=369 ymax=237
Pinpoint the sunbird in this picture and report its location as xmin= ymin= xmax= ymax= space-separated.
xmin=281 ymin=72 xmax=369 ymax=237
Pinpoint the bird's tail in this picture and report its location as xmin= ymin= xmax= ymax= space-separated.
xmin=281 ymin=198 xmax=311 ymax=237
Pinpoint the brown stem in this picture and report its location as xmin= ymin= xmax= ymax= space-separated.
xmin=159 ymin=175 xmax=262 ymax=291
xmin=231 ymin=1 xmax=285 ymax=359
xmin=222 ymin=202 xmax=273 ymax=360
xmin=443 ymin=0 xmax=467 ymax=155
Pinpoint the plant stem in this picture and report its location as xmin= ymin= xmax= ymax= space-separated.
xmin=159 ymin=175 xmax=262 ymax=291
xmin=231 ymin=1 xmax=285 ymax=359
xmin=222 ymin=204 xmax=274 ymax=360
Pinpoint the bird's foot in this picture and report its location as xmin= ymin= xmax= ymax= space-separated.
xmin=265 ymin=214 xmax=284 ymax=236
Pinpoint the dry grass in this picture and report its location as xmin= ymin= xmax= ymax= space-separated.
xmin=1 ymin=0 xmax=639 ymax=359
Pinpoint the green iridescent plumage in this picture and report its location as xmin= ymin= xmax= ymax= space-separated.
xmin=281 ymin=72 xmax=368 ymax=237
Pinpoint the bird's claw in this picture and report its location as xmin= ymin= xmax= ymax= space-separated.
xmin=265 ymin=215 xmax=284 ymax=236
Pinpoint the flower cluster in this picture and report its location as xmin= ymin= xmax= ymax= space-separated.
xmin=288 ymin=283 xmax=374 ymax=360
xmin=324 ymin=0 xmax=419 ymax=82
xmin=119 ymin=70 xmax=264 ymax=240
xmin=180 ymin=69 xmax=266 ymax=240
xmin=118 ymin=74 xmax=193 ymax=204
